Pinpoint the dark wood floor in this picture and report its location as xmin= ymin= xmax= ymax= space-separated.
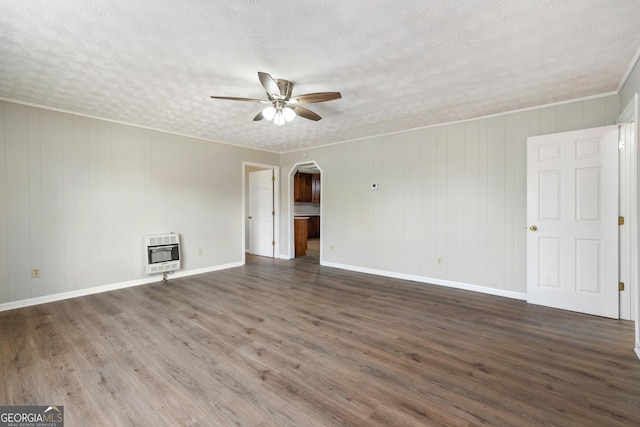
xmin=1 ymin=248 xmax=639 ymax=426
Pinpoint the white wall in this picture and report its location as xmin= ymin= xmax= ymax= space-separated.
xmin=0 ymin=100 xmax=278 ymax=306
xmin=280 ymin=95 xmax=619 ymax=297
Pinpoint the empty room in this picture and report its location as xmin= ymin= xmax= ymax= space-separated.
xmin=1 ymin=1 xmax=640 ymax=426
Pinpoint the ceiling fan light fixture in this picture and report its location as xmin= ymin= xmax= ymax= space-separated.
xmin=273 ymin=110 xmax=286 ymax=125
xmin=283 ymin=106 xmax=296 ymax=122
xmin=210 ymin=72 xmax=341 ymax=125
xmin=262 ymin=105 xmax=276 ymax=121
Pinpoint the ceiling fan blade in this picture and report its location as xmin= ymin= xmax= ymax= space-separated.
xmin=290 ymin=92 xmax=342 ymax=104
xmin=210 ymin=96 xmax=268 ymax=103
xmin=290 ymin=105 xmax=322 ymax=121
xmin=258 ymin=72 xmax=281 ymax=99
xmin=253 ymin=111 xmax=265 ymax=121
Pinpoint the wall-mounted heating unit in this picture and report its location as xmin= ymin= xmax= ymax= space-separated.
xmin=144 ymin=233 xmax=181 ymax=275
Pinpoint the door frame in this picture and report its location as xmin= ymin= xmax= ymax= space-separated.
xmin=287 ymin=161 xmax=323 ymax=261
xmin=242 ymin=162 xmax=280 ymax=264
xmin=617 ymin=94 xmax=639 ymax=358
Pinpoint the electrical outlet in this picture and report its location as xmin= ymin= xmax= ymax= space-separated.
xmin=436 ymin=257 xmax=443 ymax=265
xmin=32 ymin=268 xmax=41 ymax=278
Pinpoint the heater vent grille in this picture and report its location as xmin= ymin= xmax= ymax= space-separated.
xmin=148 ymin=234 xmax=179 ymax=246
xmin=144 ymin=233 xmax=181 ymax=275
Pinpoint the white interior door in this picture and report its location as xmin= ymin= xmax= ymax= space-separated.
xmin=527 ymin=125 xmax=619 ymax=318
xmin=249 ymin=169 xmax=274 ymax=257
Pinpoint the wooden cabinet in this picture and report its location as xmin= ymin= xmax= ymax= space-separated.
xmin=303 ymin=174 xmax=313 ymax=202
xmin=312 ymin=174 xmax=320 ymax=203
xmin=294 ymin=172 xmax=302 ymax=201
xmin=294 ymin=172 xmax=313 ymax=202
xmin=307 ymin=216 xmax=320 ymax=239
xmin=294 ymin=172 xmax=320 ymax=203
xmin=295 ymin=215 xmax=320 ymax=253
xmin=294 ymin=218 xmax=308 ymax=257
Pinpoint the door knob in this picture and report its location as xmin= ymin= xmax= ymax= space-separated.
xmin=248 ymin=216 xmax=252 ymax=219
xmin=529 ymin=225 xmax=537 ymax=231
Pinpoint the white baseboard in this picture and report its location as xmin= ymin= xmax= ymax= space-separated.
xmin=635 ymin=344 xmax=640 ymax=361
xmin=170 ymin=261 xmax=242 ymax=279
xmin=321 ymin=261 xmax=527 ymax=301
xmin=0 ymin=261 xmax=242 ymax=313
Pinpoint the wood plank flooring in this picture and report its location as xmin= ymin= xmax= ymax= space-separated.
xmin=1 ymin=250 xmax=639 ymax=426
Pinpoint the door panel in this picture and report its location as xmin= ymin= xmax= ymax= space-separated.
xmin=576 ymin=168 xmax=601 ymax=220
xmin=249 ymin=169 xmax=274 ymax=257
xmin=527 ymin=125 xmax=618 ymax=318
xmin=538 ymin=237 xmax=561 ymax=288
xmin=575 ymin=239 xmax=601 ymax=293
xmin=539 ymin=170 xmax=560 ymax=219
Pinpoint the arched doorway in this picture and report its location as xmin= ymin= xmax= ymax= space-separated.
xmin=289 ymin=162 xmax=322 ymax=263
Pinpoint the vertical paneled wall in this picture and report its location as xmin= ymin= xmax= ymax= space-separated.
xmin=280 ymin=95 xmax=619 ymax=294
xmin=619 ymin=57 xmax=640 ymax=354
xmin=0 ymin=101 xmax=278 ymax=304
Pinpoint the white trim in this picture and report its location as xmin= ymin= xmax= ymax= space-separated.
xmin=280 ymin=92 xmax=619 ymax=154
xmin=0 ymin=97 xmax=281 ymax=154
xmin=617 ymin=97 xmax=638 ymax=322
xmin=171 ymin=262 xmax=242 ymax=279
xmin=1 ymin=92 xmax=619 ymax=156
xmin=321 ymin=261 xmax=527 ymax=301
xmin=0 ymin=262 xmax=241 ymax=313
xmin=617 ymin=94 xmax=639 ymax=359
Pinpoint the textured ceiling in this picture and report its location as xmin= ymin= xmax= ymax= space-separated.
xmin=1 ymin=1 xmax=639 ymax=153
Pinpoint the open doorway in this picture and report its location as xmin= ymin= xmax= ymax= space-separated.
xmin=291 ymin=162 xmax=321 ymax=263
xmin=243 ymin=162 xmax=280 ymax=264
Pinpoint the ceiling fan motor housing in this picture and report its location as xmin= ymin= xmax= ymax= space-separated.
xmin=275 ymin=79 xmax=294 ymax=99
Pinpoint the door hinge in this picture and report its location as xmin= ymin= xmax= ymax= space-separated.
xmin=619 ymin=282 xmax=625 ymax=291
xmin=618 ymin=139 xmax=625 ymax=150
xmin=619 ymin=216 xmax=625 ymax=225
xmin=272 ymin=241 xmax=276 ymax=246
xmin=272 ymin=175 xmax=276 ymax=182
xmin=272 ymin=210 xmax=275 ymax=216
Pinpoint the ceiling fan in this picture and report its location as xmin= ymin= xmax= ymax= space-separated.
xmin=210 ymin=72 xmax=341 ymax=125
